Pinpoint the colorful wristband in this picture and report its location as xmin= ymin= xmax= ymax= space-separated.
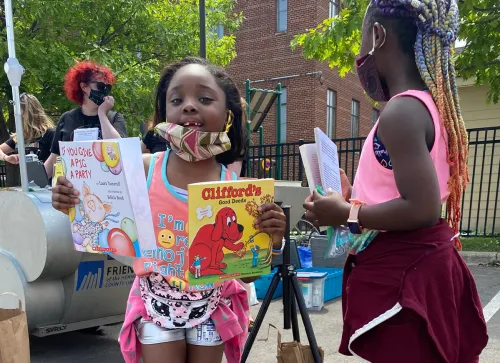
xmin=272 ymin=237 xmax=286 ymax=255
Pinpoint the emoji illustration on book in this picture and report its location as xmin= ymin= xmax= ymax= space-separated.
xmin=158 ymin=229 xmax=175 ymax=249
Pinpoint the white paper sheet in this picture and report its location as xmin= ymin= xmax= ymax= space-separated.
xmin=314 ymin=128 xmax=341 ymax=194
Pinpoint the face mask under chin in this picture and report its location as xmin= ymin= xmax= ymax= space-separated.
xmin=154 ymin=122 xmax=232 ymax=163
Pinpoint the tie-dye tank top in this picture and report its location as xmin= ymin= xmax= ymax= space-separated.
xmin=136 ymin=149 xmax=238 ymax=328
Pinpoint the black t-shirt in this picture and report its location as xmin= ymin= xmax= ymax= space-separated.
xmin=5 ymin=128 xmax=56 ymax=162
xmin=142 ymin=130 xmax=168 ymax=153
xmin=50 ymin=107 xmax=127 ymax=155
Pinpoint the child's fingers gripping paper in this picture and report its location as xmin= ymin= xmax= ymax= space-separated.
xmin=133 ymin=257 xmax=168 ymax=277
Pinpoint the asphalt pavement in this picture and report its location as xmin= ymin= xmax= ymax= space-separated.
xmin=30 ymin=266 xmax=500 ymax=363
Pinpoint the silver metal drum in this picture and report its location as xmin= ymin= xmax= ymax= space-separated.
xmin=0 ymin=191 xmax=134 ymax=336
xmin=0 ymin=183 xmax=310 ymax=336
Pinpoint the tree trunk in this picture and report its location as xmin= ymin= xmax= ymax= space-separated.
xmin=7 ymin=102 xmax=15 ymax=133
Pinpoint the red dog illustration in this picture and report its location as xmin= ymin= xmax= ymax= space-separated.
xmin=189 ymin=207 xmax=244 ymax=276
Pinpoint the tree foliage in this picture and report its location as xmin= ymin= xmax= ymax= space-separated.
xmin=291 ymin=0 xmax=500 ymax=103
xmin=456 ymin=0 xmax=500 ymax=103
xmin=0 ymin=0 xmax=242 ymax=141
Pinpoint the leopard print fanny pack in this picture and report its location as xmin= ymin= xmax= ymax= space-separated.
xmin=139 ymin=273 xmax=223 ymax=329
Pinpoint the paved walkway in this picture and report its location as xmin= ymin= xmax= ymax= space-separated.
xmin=30 ymin=266 xmax=500 ymax=362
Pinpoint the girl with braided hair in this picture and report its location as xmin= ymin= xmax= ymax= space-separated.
xmin=303 ymin=0 xmax=488 ymax=361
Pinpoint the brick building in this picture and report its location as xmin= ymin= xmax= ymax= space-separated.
xmin=226 ymin=0 xmax=380 ymax=146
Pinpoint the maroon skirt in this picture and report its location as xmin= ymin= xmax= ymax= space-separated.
xmin=339 ymin=219 xmax=488 ymax=363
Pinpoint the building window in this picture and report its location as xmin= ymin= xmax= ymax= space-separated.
xmin=329 ymin=0 xmax=340 ymax=18
xmin=277 ymin=0 xmax=287 ymax=32
xmin=372 ymin=108 xmax=380 ymax=125
xmin=279 ymin=87 xmax=287 ymax=143
xmin=326 ymin=89 xmax=337 ymax=138
xmin=351 ymin=100 xmax=360 ymax=138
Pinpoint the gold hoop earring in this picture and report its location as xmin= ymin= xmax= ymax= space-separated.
xmin=224 ymin=110 xmax=234 ymax=133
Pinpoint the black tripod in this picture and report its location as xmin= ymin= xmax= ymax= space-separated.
xmin=241 ymin=205 xmax=323 ymax=363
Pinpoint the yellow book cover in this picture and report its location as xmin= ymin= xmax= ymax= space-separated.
xmin=187 ymin=179 xmax=275 ymax=285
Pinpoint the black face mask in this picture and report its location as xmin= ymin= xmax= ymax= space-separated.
xmin=88 ymin=82 xmax=112 ymax=106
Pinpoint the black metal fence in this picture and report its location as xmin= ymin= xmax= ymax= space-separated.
xmin=1 ymin=127 xmax=497 ymax=236
xmin=457 ymin=126 xmax=499 ymax=237
xmin=246 ymin=126 xmax=500 ymax=237
xmin=245 ymin=137 xmax=365 ymax=183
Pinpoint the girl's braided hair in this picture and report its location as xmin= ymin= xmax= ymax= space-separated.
xmin=367 ymin=0 xmax=467 ymax=243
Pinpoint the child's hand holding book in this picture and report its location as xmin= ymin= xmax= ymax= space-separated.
xmin=302 ymin=168 xmax=353 ymax=228
xmin=253 ymin=203 xmax=287 ymax=250
xmin=303 ymin=188 xmax=351 ymax=228
xmin=52 ymin=176 xmax=80 ymax=215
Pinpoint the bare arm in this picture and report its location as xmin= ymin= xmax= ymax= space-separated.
xmin=0 ymin=142 xmax=20 ymax=164
xmin=304 ymin=97 xmax=440 ymax=231
xmin=44 ymin=153 xmax=58 ymax=178
xmin=98 ymin=112 xmax=122 ymax=139
xmin=142 ymin=153 xmax=152 ymax=177
xmin=357 ymin=97 xmax=441 ymax=230
xmin=0 ymin=142 xmax=14 ymax=159
xmin=141 ymin=141 xmax=150 ymax=154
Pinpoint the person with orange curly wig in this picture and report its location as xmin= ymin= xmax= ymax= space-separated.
xmin=46 ymin=61 xmax=127 ymax=177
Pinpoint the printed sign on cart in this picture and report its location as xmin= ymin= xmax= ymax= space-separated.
xmin=76 ymin=259 xmax=135 ymax=291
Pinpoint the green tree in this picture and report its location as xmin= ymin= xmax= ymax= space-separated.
xmin=0 ymin=0 xmax=242 ymax=142
xmin=291 ymin=0 xmax=500 ymax=103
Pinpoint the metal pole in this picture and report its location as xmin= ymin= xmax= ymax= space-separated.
xmin=4 ymin=0 xmax=28 ymax=192
xmin=199 ymin=0 xmax=206 ymax=58
xmin=245 ymin=79 xmax=251 ymax=177
xmin=276 ymin=83 xmax=282 ymax=180
xmin=258 ymin=126 xmax=263 ymax=174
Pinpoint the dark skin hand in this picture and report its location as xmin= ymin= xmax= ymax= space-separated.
xmin=240 ymin=204 xmax=286 ymax=283
xmin=51 ymin=176 xmax=80 ymax=215
xmin=254 ymin=203 xmax=286 ymax=241
xmin=304 ymin=96 xmax=442 ymax=231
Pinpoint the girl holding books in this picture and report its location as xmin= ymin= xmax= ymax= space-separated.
xmin=51 ymin=57 xmax=287 ymax=363
xmin=304 ymin=0 xmax=487 ymax=362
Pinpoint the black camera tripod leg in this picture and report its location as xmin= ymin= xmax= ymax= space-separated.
xmin=290 ymin=273 xmax=323 ymax=363
xmin=241 ymin=271 xmax=281 ymax=363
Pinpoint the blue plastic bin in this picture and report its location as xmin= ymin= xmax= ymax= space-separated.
xmin=254 ymin=268 xmax=283 ymax=300
xmin=297 ymin=267 xmax=343 ymax=302
xmin=297 ymin=271 xmax=328 ymax=311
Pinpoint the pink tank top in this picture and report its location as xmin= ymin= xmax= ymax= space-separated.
xmin=352 ymin=90 xmax=451 ymax=206
xmin=135 ymin=150 xmax=238 ymax=329
xmin=137 ymin=149 xmax=238 ymax=290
